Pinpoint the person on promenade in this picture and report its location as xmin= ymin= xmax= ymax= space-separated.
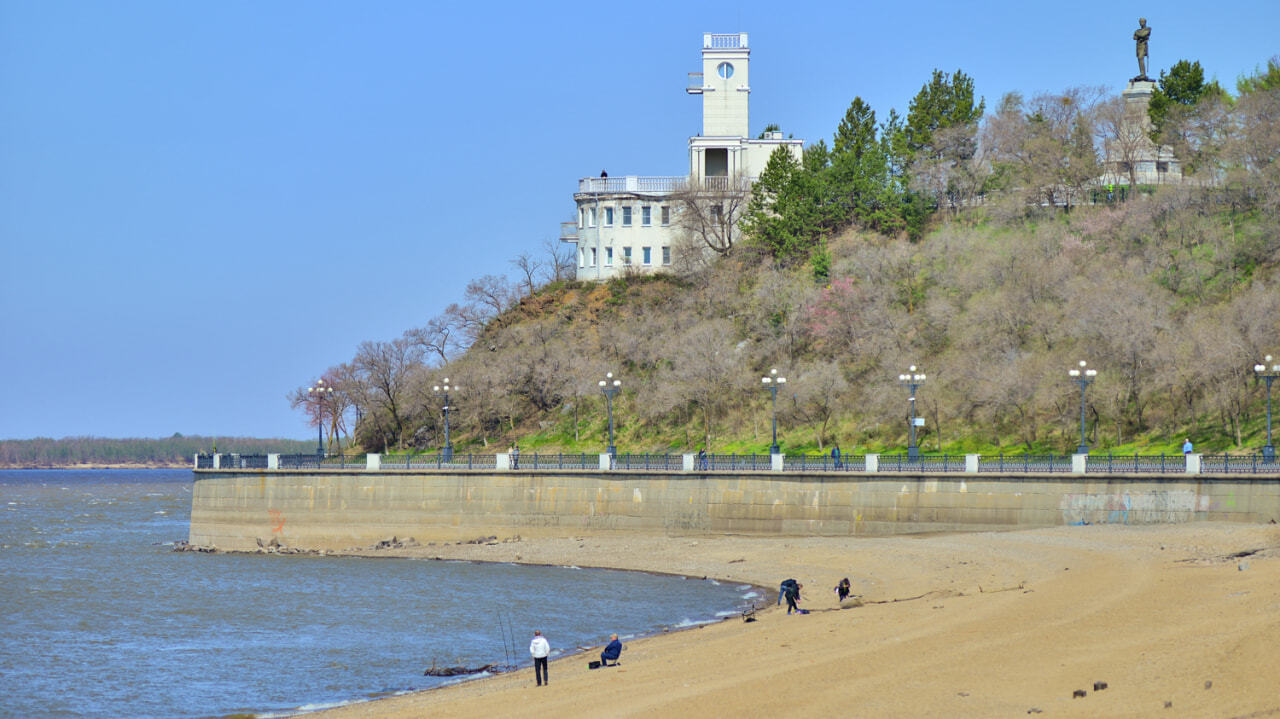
xmin=600 ymin=633 xmax=622 ymax=666
xmin=1183 ymin=438 xmax=1193 ymax=455
xmin=835 ymin=577 xmax=851 ymax=602
xmin=830 ymin=444 xmax=842 ymax=469
xmin=698 ymin=448 xmax=708 ymax=470
xmin=530 ymin=630 xmax=550 ymax=686
xmin=512 ymin=442 xmax=521 ymax=469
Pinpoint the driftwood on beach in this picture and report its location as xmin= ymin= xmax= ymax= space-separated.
xmin=424 ymin=663 xmax=497 ymax=677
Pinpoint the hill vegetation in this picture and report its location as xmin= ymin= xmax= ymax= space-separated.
xmin=297 ymin=58 xmax=1280 ymax=458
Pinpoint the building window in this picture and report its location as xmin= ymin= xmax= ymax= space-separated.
xmin=661 ymin=206 xmax=670 ymax=226
xmin=578 ymin=208 xmax=585 ymax=229
xmin=605 ymin=247 xmax=613 ymax=266
xmin=578 ymin=249 xmax=585 ymax=268
xmin=622 ymin=206 xmax=632 ymax=227
xmin=604 ymin=207 xmax=614 ymax=226
xmin=662 ymin=246 xmax=671 ymax=265
xmin=1156 ymin=161 xmax=1169 ymax=173
xmin=589 ymin=207 xmax=597 ymax=227
xmin=641 ymin=206 xmax=651 ymax=226
xmin=710 ymin=203 xmax=723 ymax=223
xmin=590 ymin=248 xmax=597 ymax=266
xmin=622 ymin=247 xmax=632 ymax=264
xmin=642 ymin=246 xmax=652 ymax=265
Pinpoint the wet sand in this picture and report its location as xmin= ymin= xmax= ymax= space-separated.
xmin=309 ymin=523 xmax=1280 ymax=718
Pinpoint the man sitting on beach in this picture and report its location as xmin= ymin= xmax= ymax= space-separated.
xmin=601 ymin=633 xmax=622 ymax=666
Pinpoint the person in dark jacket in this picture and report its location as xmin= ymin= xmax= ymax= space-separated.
xmin=835 ymin=577 xmax=851 ymax=601
xmin=778 ymin=575 xmax=798 ymax=608
xmin=601 ymin=633 xmax=622 ymax=665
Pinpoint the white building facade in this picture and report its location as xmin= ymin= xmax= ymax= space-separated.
xmin=560 ymin=33 xmax=803 ymax=281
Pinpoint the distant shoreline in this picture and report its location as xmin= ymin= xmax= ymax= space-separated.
xmin=0 ymin=463 xmax=189 ymax=470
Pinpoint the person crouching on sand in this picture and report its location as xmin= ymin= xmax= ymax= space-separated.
xmin=784 ymin=582 xmax=803 ymax=614
xmin=835 ymin=577 xmax=851 ymax=602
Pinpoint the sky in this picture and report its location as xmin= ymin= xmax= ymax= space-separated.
xmin=2 ymin=0 xmax=1277 ymax=441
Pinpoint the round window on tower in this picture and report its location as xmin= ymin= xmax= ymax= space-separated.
xmin=717 ymin=62 xmax=734 ymax=79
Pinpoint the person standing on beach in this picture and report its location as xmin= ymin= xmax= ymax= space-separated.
xmin=835 ymin=577 xmax=851 ymax=602
xmin=530 ymin=630 xmax=550 ymax=686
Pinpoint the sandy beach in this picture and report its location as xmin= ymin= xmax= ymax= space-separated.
xmin=310 ymin=523 xmax=1280 ymax=718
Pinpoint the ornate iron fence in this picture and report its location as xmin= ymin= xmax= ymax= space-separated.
xmin=979 ymin=454 xmax=1073 ymax=473
xmin=876 ymin=454 xmax=968 ymax=472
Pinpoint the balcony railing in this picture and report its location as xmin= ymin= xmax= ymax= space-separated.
xmin=559 ymin=221 xmax=579 ymax=240
xmin=704 ymin=33 xmax=746 ymax=49
xmin=576 ymin=175 xmax=754 ymax=195
xmin=687 ymin=72 xmax=704 ymax=92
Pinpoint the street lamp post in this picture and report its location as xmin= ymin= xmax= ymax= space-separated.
xmin=761 ymin=368 xmax=786 ymax=454
xmin=1068 ymin=361 xmax=1098 ymax=455
xmin=432 ymin=378 xmax=458 ymax=462
xmin=307 ymin=379 xmax=333 ymax=460
xmin=1254 ymin=355 xmax=1279 ymax=461
xmin=897 ymin=366 xmax=926 ymax=460
xmin=598 ymin=372 xmax=621 ymax=457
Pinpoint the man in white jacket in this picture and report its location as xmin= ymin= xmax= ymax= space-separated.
xmin=530 ymin=630 xmax=550 ymax=686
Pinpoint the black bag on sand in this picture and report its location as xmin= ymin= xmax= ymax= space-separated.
xmin=588 ymin=660 xmax=601 ymax=669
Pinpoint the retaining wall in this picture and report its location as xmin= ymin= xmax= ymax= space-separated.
xmin=188 ymin=469 xmax=1280 ymax=551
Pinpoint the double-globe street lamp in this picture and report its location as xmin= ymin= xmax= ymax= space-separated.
xmin=432 ymin=378 xmax=458 ymax=462
xmin=1068 ymin=361 xmax=1098 ymax=454
xmin=599 ymin=372 xmax=621 ymax=457
xmin=897 ymin=366 xmax=926 ymax=460
xmin=761 ymin=368 xmax=786 ymax=454
xmin=1254 ymin=355 xmax=1279 ymax=461
xmin=307 ymin=379 xmax=334 ymax=460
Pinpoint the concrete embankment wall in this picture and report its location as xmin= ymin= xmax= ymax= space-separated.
xmin=189 ymin=469 xmax=1280 ymax=551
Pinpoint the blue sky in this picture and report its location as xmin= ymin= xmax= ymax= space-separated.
xmin=2 ymin=0 xmax=1277 ymax=440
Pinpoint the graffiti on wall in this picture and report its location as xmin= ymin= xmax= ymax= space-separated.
xmin=1059 ymin=490 xmax=1210 ymax=525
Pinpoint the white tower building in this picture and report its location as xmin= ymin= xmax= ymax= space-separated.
xmin=559 ymin=33 xmax=803 ymax=281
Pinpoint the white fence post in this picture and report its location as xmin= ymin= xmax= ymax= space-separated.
xmin=1185 ymin=453 xmax=1201 ymax=475
xmin=267 ymin=453 xmax=279 ymax=470
xmin=682 ymin=453 xmax=695 ymax=471
xmin=598 ymin=453 xmax=613 ymax=470
xmin=965 ymin=454 xmax=979 ymax=473
xmin=865 ymin=453 xmax=878 ymax=473
xmin=1071 ymin=454 xmax=1088 ymax=474
xmin=366 ymin=453 xmax=381 ymax=471
xmin=496 ymin=453 xmax=511 ymax=470
xmin=212 ymin=453 xmax=221 ymax=470
xmin=771 ymin=453 xmax=784 ymax=471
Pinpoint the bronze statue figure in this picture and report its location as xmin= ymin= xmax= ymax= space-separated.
xmin=1133 ymin=18 xmax=1151 ymax=81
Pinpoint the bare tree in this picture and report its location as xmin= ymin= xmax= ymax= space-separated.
xmin=1097 ymin=95 xmax=1150 ymax=189
xmin=672 ymin=174 xmax=752 ymax=256
xmin=541 ymin=237 xmax=576 ymax=283
xmin=511 ymin=252 xmax=543 ymax=298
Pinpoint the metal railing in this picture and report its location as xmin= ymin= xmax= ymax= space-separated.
xmin=196 ymin=452 xmax=1280 ymax=475
xmin=979 ymin=454 xmax=1073 ymax=473
xmin=877 ymin=454 xmax=968 ymax=472
xmin=1200 ymin=453 xmax=1280 ymax=474
xmin=1086 ymin=453 xmax=1185 ymax=474
xmin=613 ymin=453 xmax=685 ymax=471
xmin=782 ymin=455 xmax=867 ymax=472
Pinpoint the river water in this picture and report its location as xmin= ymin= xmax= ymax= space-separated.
xmin=0 ymin=469 xmax=757 ymax=718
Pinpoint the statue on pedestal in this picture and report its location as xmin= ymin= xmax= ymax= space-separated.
xmin=1133 ymin=18 xmax=1151 ymax=81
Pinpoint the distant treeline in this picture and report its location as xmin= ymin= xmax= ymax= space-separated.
xmin=0 ymin=435 xmax=316 ymax=467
